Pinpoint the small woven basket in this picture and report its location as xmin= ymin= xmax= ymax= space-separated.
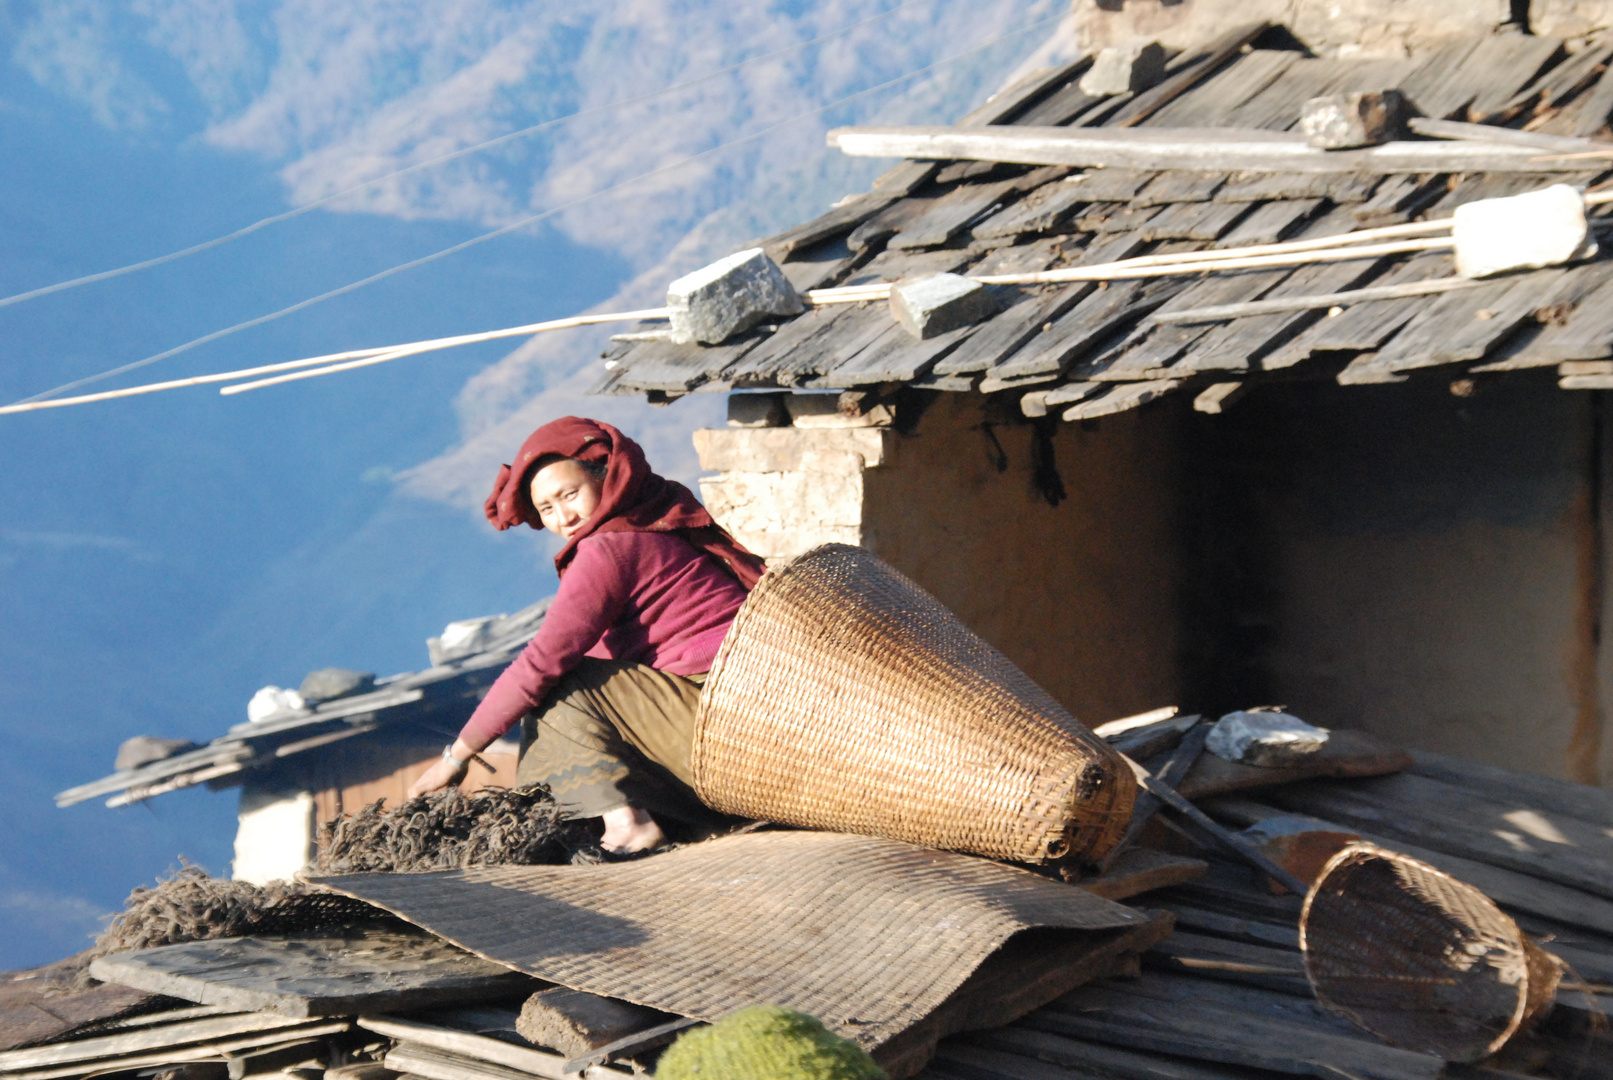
xmin=1301 ymin=843 xmax=1563 ymax=1062
xmin=691 ymin=544 xmax=1136 ymax=864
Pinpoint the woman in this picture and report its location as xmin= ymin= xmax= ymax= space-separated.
xmin=407 ymin=417 xmax=766 ymax=854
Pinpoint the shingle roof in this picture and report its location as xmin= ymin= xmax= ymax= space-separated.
xmin=598 ymin=23 xmax=1613 ymax=419
xmin=54 ymin=599 xmax=551 ymax=808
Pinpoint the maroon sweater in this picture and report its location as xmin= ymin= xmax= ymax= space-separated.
xmin=458 ymin=530 xmax=750 ymax=747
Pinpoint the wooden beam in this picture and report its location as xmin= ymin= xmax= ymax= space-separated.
xmin=1405 ymin=117 xmax=1599 ymax=154
xmin=827 ymin=125 xmax=1594 ymax=174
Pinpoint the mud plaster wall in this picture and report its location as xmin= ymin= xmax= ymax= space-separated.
xmin=1183 ymin=378 xmax=1604 ymax=786
xmin=859 ymin=394 xmax=1182 ymax=726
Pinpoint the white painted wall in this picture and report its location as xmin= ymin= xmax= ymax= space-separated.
xmin=233 ymin=786 xmax=315 ymax=885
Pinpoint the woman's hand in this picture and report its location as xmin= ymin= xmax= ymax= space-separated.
xmin=407 ymin=744 xmax=474 ymax=799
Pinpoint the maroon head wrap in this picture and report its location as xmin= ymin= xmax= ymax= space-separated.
xmin=484 ymin=416 xmax=766 ymax=588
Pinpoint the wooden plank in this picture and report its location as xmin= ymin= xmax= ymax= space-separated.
xmin=779 ymin=236 xmax=857 ymax=293
xmin=385 ymin=1040 xmax=632 ymax=1080
xmin=775 ymin=307 xmax=899 ymax=388
xmin=1080 ymin=202 xmax=1158 ymax=233
xmin=1109 ymin=22 xmax=1272 ymax=128
xmin=1177 ymin=728 xmax=1412 ymax=800
xmin=1267 ymin=772 xmax=1613 ymax=901
xmin=1522 ymin=270 xmax=1613 ymax=360
xmin=1396 ymin=36 xmax=1486 ymax=120
xmin=1407 ymin=116 xmax=1593 ymax=153
xmin=363 ymin=1016 xmax=574 ymax=1080
xmin=1183 ymin=238 xmax=1386 ymax=372
xmin=1523 ymin=41 xmax=1613 ymax=113
xmin=1146 ymin=50 xmax=1301 ymax=130
xmin=1206 ymin=796 xmax=1613 ymax=938
xmin=763 ymin=191 xmax=901 ymax=262
xmin=1408 ymin=747 xmax=1613 ymax=829
xmin=870 ymin=913 xmax=1176 ymax=1080
xmin=995 ymin=280 xmax=1169 ymax=380
xmin=935 ymin=284 xmax=1094 ymax=376
xmin=966 ymin=1026 xmax=1257 ymax=1080
xmin=1131 ymin=172 xmax=1227 ymax=207
xmin=1380 ymin=269 xmax=1568 ymax=368
xmin=1154 ymin=904 xmax=1301 ymax=950
xmin=931 ymin=1041 xmax=1095 ymax=1080
xmin=807 ymin=313 xmax=978 ymax=389
xmin=1076 ymin=849 xmax=1208 ymax=900
xmin=1276 ymin=254 xmax=1454 ymax=358
xmin=1139 ymin=202 xmax=1250 ymax=243
xmin=722 ymin=303 xmax=867 ymax=385
xmin=0 ymin=1011 xmax=305 ymax=1071
xmin=1061 ymin=380 xmax=1181 ymax=421
xmin=972 ymin=179 xmax=1088 ymax=240
xmin=1147 ymin=931 xmax=1310 ymax=995
xmin=889 ymin=174 xmax=1048 ymax=250
xmin=1160 ymin=869 xmax=1305 ymax=926
xmin=610 ymin=335 xmax=759 ymax=393
xmin=3 ymin=1022 xmax=349 ymax=1080
xmin=841 ymin=247 xmax=971 ymax=287
xmin=1093 ymin=970 xmax=1369 ymax=1036
xmin=89 ymin=930 xmax=536 ymax=1019
xmin=1216 ymin=171 xmax=1378 ymax=204
xmin=1212 ymin=199 xmax=1321 ymax=249
xmin=1064 ymin=168 xmax=1155 ymax=203
xmin=960 ymin=59 xmax=1095 ymax=127
xmin=1222 ymin=58 xmax=1378 ymax=132
xmin=562 ymin=1016 xmax=701 ymax=1074
xmin=0 ymin=979 xmax=164 ymax=1054
xmin=1096 ymin=269 xmax=1287 ymax=377
xmin=1351 ymin=173 xmax=1447 ymax=227
xmin=1156 ymin=276 xmax=1483 ymax=325
xmin=1464 ymin=34 xmax=1565 ymax=120
xmin=1356 ymin=279 xmax=1522 ymax=376
xmin=1013 ymin=81 xmax=1103 ymax=128
xmin=1573 ymin=55 xmax=1613 ymax=136
xmin=849 ymin=194 xmax=948 ymax=252
xmin=1029 ymin=988 xmax=1446 ymax=1080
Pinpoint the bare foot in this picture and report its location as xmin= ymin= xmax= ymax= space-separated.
xmin=599 ymin=806 xmax=664 ymax=853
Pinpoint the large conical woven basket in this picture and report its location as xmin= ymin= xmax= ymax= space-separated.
xmin=1301 ymin=843 xmax=1564 ymax=1062
xmin=690 ymin=544 xmax=1136 ymax=864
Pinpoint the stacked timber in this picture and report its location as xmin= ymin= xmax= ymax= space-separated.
xmin=7 ymin=727 xmax=1613 ymax=1080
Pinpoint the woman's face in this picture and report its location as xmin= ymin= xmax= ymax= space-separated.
xmin=530 ymin=459 xmax=604 ymax=540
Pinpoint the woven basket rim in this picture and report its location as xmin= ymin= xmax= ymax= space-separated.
xmin=1300 ymin=841 xmax=1555 ymax=1058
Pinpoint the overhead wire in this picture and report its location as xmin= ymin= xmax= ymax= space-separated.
xmin=4 ymin=6 xmax=1068 ymax=415
xmin=0 ymin=0 xmax=936 ymax=315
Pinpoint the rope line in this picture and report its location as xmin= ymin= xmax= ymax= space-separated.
xmin=5 ymin=8 xmax=1064 ymax=414
xmin=0 ymin=0 xmax=938 ymax=316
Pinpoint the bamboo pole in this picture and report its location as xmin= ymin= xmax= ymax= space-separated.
xmin=0 ymin=310 xmax=669 ymax=414
xmin=219 ymin=308 xmax=668 ymax=394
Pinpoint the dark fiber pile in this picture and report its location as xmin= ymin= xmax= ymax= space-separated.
xmin=315 ymin=783 xmax=579 ymax=873
xmin=88 ymin=864 xmax=389 ymax=963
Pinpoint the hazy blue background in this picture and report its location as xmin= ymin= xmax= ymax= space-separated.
xmin=0 ymin=0 xmax=1073 ymax=968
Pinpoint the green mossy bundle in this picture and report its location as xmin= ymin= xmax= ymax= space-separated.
xmin=655 ymin=1006 xmax=885 ymax=1080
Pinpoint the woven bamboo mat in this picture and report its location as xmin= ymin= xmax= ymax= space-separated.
xmin=310 ymin=830 xmax=1146 ymax=1049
